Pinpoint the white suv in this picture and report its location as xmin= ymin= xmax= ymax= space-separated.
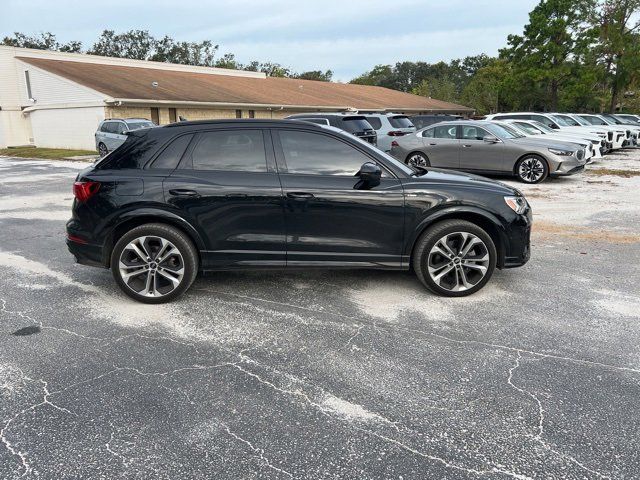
xmin=95 ymin=118 xmax=155 ymax=157
xmin=361 ymin=114 xmax=416 ymax=152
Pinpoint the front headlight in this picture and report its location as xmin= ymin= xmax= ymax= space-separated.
xmin=504 ymin=196 xmax=528 ymax=214
xmin=548 ymin=147 xmax=574 ymax=156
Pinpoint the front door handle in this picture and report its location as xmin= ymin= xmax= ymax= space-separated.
xmin=462 ymin=144 xmax=472 ymax=148
xmin=169 ymin=189 xmax=199 ymax=197
xmin=428 ymin=142 xmax=437 ymax=146
xmin=287 ymin=192 xmax=314 ymax=199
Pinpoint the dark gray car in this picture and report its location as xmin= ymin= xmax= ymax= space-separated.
xmin=390 ymin=120 xmax=587 ymax=183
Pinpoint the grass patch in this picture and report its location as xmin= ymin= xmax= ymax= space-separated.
xmin=0 ymin=147 xmax=97 ymax=159
xmin=586 ymin=168 xmax=640 ymax=178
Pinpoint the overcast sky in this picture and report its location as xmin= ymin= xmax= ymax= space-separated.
xmin=3 ymin=0 xmax=538 ymax=81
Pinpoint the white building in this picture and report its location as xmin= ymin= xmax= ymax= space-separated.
xmin=0 ymin=45 xmax=474 ymax=151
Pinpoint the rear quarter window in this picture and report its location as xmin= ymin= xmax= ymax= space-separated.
xmin=149 ymin=134 xmax=193 ymax=169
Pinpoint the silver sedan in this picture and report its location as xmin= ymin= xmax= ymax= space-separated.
xmin=390 ymin=120 xmax=587 ymax=183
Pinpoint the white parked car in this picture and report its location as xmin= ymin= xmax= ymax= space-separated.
xmin=502 ymin=119 xmax=605 ymax=158
xmin=570 ymin=114 xmax=639 ymax=147
xmin=361 ymin=113 xmax=417 ymax=152
xmin=485 ymin=112 xmax=620 ymax=149
xmin=552 ymin=113 xmax=629 ymax=149
xmin=495 ymin=120 xmax=595 ymax=162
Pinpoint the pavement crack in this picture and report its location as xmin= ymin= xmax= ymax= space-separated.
xmin=218 ymin=419 xmax=294 ymax=478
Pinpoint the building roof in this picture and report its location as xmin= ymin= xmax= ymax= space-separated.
xmin=17 ymin=56 xmax=473 ymax=113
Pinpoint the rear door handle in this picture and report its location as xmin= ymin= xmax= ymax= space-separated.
xmin=462 ymin=144 xmax=472 ymax=148
xmin=287 ymin=192 xmax=314 ymax=199
xmin=169 ymin=189 xmax=199 ymax=197
xmin=428 ymin=143 xmax=437 ymax=146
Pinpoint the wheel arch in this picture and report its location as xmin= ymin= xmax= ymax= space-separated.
xmin=406 ymin=207 xmax=507 ymax=269
xmin=102 ymin=209 xmax=206 ymax=267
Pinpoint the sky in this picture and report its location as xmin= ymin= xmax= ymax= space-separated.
xmin=2 ymin=0 xmax=539 ymax=81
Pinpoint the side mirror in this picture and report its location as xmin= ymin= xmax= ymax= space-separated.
xmin=483 ymin=135 xmax=500 ymax=143
xmin=357 ymin=162 xmax=382 ymax=188
xmin=121 ymin=130 xmax=130 ymax=135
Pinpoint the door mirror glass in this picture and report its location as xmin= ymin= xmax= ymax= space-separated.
xmin=357 ymin=162 xmax=381 ymax=188
xmin=483 ymin=135 xmax=500 ymax=143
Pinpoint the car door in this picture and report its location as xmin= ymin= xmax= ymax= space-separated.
xmin=112 ymin=121 xmax=129 ymax=149
xmin=163 ymin=128 xmax=286 ymax=268
xmin=273 ymin=128 xmax=405 ymax=268
xmin=420 ymin=125 xmax=460 ymax=168
xmin=458 ymin=125 xmax=506 ymax=172
xmin=100 ymin=121 xmax=117 ymax=150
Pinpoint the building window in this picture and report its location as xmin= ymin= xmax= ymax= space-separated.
xmin=169 ymin=108 xmax=177 ymax=123
xmin=235 ymin=109 xmax=242 ymax=119
xmin=248 ymin=110 xmax=255 ymax=118
xmin=24 ymin=70 xmax=33 ymax=100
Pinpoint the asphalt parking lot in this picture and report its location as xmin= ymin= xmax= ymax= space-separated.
xmin=1 ymin=152 xmax=639 ymax=479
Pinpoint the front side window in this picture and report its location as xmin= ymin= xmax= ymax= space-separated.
xmin=433 ymin=125 xmax=457 ymax=139
xmin=278 ymin=130 xmax=371 ymax=176
xmin=461 ymin=126 xmax=489 ymax=140
xmin=115 ymin=122 xmax=127 ymax=135
xmin=191 ymin=130 xmax=266 ymax=172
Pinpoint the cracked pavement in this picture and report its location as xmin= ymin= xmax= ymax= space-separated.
xmin=0 ymin=155 xmax=639 ymax=479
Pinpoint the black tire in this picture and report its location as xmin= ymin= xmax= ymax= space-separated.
xmin=515 ymin=155 xmax=548 ymax=183
xmin=412 ymin=220 xmax=497 ymax=297
xmin=405 ymin=152 xmax=431 ymax=167
xmin=111 ymin=223 xmax=198 ymax=304
xmin=98 ymin=143 xmax=108 ymax=157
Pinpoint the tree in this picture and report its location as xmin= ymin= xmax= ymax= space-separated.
xmin=292 ymin=70 xmax=333 ymax=81
xmin=591 ymin=0 xmax=640 ymax=111
xmin=460 ymin=60 xmax=511 ymax=114
xmin=89 ymin=30 xmax=155 ymax=60
xmin=500 ymin=0 xmax=596 ymax=110
xmin=412 ymin=77 xmax=458 ymax=103
xmin=1 ymin=32 xmax=81 ymax=52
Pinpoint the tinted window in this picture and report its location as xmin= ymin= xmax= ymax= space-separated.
xmin=150 ymin=134 xmax=193 ymax=169
xmin=279 ymin=130 xmax=370 ymax=176
xmin=531 ymin=115 xmax=557 ymax=128
xmin=422 ymin=128 xmax=435 ymax=138
xmin=365 ymin=117 xmax=383 ymax=129
xmin=389 ymin=116 xmax=414 ymax=128
xmin=461 ymin=126 xmax=489 ymax=140
xmin=99 ymin=122 xmax=110 ymax=133
xmin=102 ymin=122 xmax=116 ymax=133
xmin=341 ymin=116 xmax=373 ymax=133
xmin=191 ymin=130 xmax=267 ymax=172
xmin=434 ymin=125 xmax=457 ymax=139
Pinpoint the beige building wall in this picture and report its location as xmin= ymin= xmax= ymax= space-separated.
xmin=104 ymin=106 xmax=152 ymax=120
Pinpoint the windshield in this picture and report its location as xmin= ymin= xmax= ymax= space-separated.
xmin=501 ymin=122 xmax=529 ymax=136
xmin=485 ymin=123 xmax=524 ymax=139
xmin=389 ymin=116 xmax=415 ymax=128
xmin=550 ymin=115 xmax=571 ymax=127
xmin=554 ymin=115 xmax=580 ymax=126
xmin=125 ymin=120 xmax=155 ymax=130
xmin=598 ymin=116 xmax=615 ymax=125
xmin=570 ymin=115 xmax=591 ymax=126
xmin=529 ymin=121 xmax=555 ymax=133
xmin=514 ymin=122 xmax=542 ymax=135
xmin=581 ymin=115 xmax=605 ymax=126
xmin=341 ymin=116 xmax=374 ymax=133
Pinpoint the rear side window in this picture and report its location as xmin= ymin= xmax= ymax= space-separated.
xmin=365 ymin=117 xmax=383 ymax=129
xmin=434 ymin=125 xmax=457 ymax=139
xmin=101 ymin=122 xmax=116 ymax=133
xmin=191 ymin=130 xmax=267 ymax=172
xmin=150 ymin=134 xmax=193 ymax=169
xmin=389 ymin=116 xmax=414 ymax=128
xmin=278 ymin=130 xmax=370 ymax=176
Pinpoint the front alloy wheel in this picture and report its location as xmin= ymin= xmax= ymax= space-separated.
xmin=517 ymin=156 xmax=548 ymax=183
xmin=98 ymin=143 xmax=108 ymax=157
xmin=427 ymin=232 xmax=490 ymax=292
xmin=119 ymin=236 xmax=185 ymax=298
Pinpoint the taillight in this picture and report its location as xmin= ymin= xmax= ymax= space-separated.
xmin=387 ymin=131 xmax=407 ymax=136
xmin=73 ymin=181 xmax=100 ymax=202
xmin=391 ymin=140 xmax=399 ymax=147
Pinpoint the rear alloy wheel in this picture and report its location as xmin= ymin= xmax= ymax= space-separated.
xmin=516 ymin=155 xmax=548 ymax=183
xmin=406 ymin=152 xmax=430 ymax=168
xmin=413 ymin=220 xmax=497 ymax=297
xmin=98 ymin=143 xmax=108 ymax=157
xmin=111 ymin=224 xmax=198 ymax=303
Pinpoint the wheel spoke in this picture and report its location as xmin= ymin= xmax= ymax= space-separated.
xmin=156 ymin=268 xmax=182 ymax=287
xmin=127 ymin=241 xmax=149 ymax=262
xmin=458 ymin=267 xmax=474 ymax=289
xmin=154 ymin=238 xmax=171 ymax=262
xmin=432 ymin=264 xmax=455 ymax=284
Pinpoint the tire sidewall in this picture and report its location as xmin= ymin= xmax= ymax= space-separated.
xmin=413 ymin=220 xmax=497 ymax=297
xmin=516 ymin=155 xmax=549 ymax=184
xmin=98 ymin=143 xmax=108 ymax=157
xmin=110 ymin=223 xmax=198 ymax=304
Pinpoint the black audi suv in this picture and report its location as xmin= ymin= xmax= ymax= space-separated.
xmin=67 ymin=119 xmax=531 ymax=303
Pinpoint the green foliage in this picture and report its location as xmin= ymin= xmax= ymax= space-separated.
xmin=2 ymin=32 xmax=82 ymax=52
xmin=292 ymin=70 xmax=333 ymax=82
